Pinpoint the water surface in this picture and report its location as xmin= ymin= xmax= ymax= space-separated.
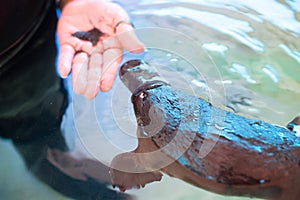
xmin=1 ymin=0 xmax=299 ymax=199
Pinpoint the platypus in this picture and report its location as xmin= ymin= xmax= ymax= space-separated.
xmin=109 ymin=60 xmax=300 ymax=200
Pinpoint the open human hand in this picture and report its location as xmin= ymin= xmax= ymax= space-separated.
xmin=57 ymin=0 xmax=144 ymax=99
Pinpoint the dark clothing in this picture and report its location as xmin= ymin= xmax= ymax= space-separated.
xmin=0 ymin=0 xmax=52 ymax=71
xmin=0 ymin=2 xmax=129 ymax=199
xmin=0 ymin=1 xmax=66 ymax=141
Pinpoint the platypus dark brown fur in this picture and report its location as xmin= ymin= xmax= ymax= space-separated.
xmin=109 ymin=60 xmax=300 ymax=200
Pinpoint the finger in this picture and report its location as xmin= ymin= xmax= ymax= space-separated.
xmin=103 ymin=36 xmax=122 ymax=51
xmin=100 ymin=48 xmax=122 ymax=92
xmin=58 ymin=44 xmax=75 ymax=78
xmin=93 ymin=42 xmax=104 ymax=54
xmin=91 ymin=5 xmax=123 ymax=36
xmin=72 ymin=52 xmax=89 ymax=95
xmin=62 ymin=37 xmax=95 ymax=54
xmin=80 ymin=41 xmax=94 ymax=54
xmin=116 ymin=24 xmax=145 ymax=53
xmin=94 ymin=2 xmax=144 ymax=53
xmin=84 ymin=53 xmax=102 ymax=99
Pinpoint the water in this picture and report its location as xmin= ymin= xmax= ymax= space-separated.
xmin=1 ymin=0 xmax=300 ymax=199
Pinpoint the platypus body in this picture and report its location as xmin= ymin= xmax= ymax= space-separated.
xmin=110 ymin=60 xmax=300 ymax=200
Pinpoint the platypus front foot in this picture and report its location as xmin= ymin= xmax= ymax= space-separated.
xmin=110 ymin=152 xmax=163 ymax=192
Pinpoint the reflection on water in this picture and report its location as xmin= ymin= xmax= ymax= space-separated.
xmin=1 ymin=0 xmax=300 ymax=200
xmin=123 ymin=0 xmax=300 ymax=124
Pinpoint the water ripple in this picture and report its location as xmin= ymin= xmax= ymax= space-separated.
xmin=279 ymin=44 xmax=300 ymax=64
xmin=230 ymin=63 xmax=257 ymax=83
xmin=262 ymin=64 xmax=280 ymax=83
xmin=133 ymin=7 xmax=265 ymax=51
xmin=138 ymin=0 xmax=300 ymax=35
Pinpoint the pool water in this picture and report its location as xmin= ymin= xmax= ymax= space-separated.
xmin=1 ymin=0 xmax=299 ymax=199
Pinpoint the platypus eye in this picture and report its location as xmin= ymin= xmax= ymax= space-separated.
xmin=131 ymin=90 xmax=149 ymax=104
xmin=139 ymin=91 xmax=149 ymax=102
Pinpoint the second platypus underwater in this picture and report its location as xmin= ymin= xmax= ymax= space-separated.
xmin=110 ymin=59 xmax=300 ymax=200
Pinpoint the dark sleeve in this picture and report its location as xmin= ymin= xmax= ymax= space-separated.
xmin=0 ymin=0 xmax=53 ymax=57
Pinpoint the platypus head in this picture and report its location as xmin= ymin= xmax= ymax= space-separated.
xmin=131 ymin=88 xmax=152 ymax=126
xmin=120 ymin=59 xmax=173 ymax=137
xmin=119 ymin=59 xmax=167 ymax=93
xmin=131 ymin=82 xmax=168 ymax=137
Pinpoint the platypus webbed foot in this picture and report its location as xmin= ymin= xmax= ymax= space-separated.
xmin=110 ymin=152 xmax=163 ymax=192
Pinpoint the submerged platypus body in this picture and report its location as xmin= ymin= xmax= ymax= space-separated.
xmin=110 ymin=60 xmax=300 ymax=200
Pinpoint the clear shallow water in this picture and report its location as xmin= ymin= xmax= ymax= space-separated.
xmin=1 ymin=0 xmax=300 ymax=200
xmin=123 ymin=0 xmax=300 ymax=125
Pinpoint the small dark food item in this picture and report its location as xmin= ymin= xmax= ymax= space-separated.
xmin=110 ymin=59 xmax=300 ymax=200
xmin=72 ymin=28 xmax=104 ymax=46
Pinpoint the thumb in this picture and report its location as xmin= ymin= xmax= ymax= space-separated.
xmin=58 ymin=44 xmax=75 ymax=78
xmin=116 ymin=23 xmax=145 ymax=53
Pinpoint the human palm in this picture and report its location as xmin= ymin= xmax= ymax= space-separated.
xmin=57 ymin=0 xmax=144 ymax=99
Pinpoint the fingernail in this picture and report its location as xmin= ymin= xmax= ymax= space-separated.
xmin=100 ymin=83 xmax=112 ymax=92
xmin=84 ymin=83 xmax=99 ymax=99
